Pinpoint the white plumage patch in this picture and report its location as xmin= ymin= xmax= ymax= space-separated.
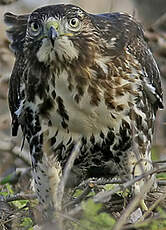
xmin=95 ymin=56 xmax=110 ymax=75
xmin=109 ymin=37 xmax=117 ymax=48
xmin=44 ymin=56 xmax=142 ymax=140
xmin=37 ymin=36 xmax=79 ymax=64
xmin=37 ymin=38 xmax=52 ymax=63
xmin=54 ymin=36 xmax=79 ymax=62
xmin=15 ymin=99 xmax=24 ymax=117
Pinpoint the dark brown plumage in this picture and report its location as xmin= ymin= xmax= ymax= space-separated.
xmin=4 ymin=4 xmax=163 ymax=214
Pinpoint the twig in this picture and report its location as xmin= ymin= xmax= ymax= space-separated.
xmin=113 ymin=180 xmax=152 ymax=230
xmin=68 ymin=177 xmax=123 ymax=210
xmin=0 ymin=193 xmax=36 ymax=202
xmin=93 ymin=166 xmax=166 ymax=204
xmin=153 ymin=12 xmax=166 ymax=30
xmin=0 ymin=215 xmax=16 ymax=228
xmin=76 ymin=178 xmax=124 ymax=190
xmin=123 ymin=217 xmax=166 ymax=230
xmin=158 ymin=180 xmax=166 ymax=186
xmin=68 ymin=166 xmax=166 ymax=217
xmin=153 ymin=159 xmax=166 ymax=165
xmin=68 ymin=204 xmax=82 ymax=218
xmin=64 ymin=185 xmax=92 ymax=209
xmin=0 ymin=167 xmax=30 ymax=185
xmin=140 ymin=188 xmax=166 ymax=221
xmin=0 ymin=139 xmax=31 ymax=165
xmin=0 ymin=0 xmax=17 ymax=5
xmin=56 ymin=140 xmax=81 ymax=210
xmin=55 ymin=140 xmax=81 ymax=229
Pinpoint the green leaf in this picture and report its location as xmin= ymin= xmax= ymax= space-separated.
xmin=73 ymin=189 xmax=84 ymax=198
xmin=74 ymin=199 xmax=115 ymax=230
xmin=0 ymin=171 xmax=20 ymax=185
xmin=104 ymin=184 xmax=115 ymax=191
xmin=12 ymin=199 xmax=29 ymax=209
xmin=156 ymin=172 xmax=166 ymax=179
xmin=151 ymin=146 xmax=160 ymax=161
xmin=6 ymin=183 xmax=14 ymax=195
xmin=20 ymin=217 xmax=33 ymax=229
xmin=83 ymin=199 xmax=102 ymax=217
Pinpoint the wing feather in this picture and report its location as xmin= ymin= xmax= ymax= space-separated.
xmin=94 ymin=13 xmax=163 ymax=109
xmin=4 ymin=12 xmax=28 ymax=135
xmin=4 ymin=12 xmax=29 ymax=54
xmin=8 ymin=54 xmax=26 ymax=136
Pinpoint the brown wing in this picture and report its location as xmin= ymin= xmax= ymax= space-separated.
xmin=4 ymin=12 xmax=29 ymax=135
xmin=95 ymin=13 xmax=163 ymax=110
xmin=126 ymin=24 xmax=163 ymax=110
xmin=4 ymin=12 xmax=29 ymax=54
xmin=8 ymin=54 xmax=26 ymax=136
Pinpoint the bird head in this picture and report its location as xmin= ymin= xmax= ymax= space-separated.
xmin=5 ymin=4 xmax=132 ymax=67
xmin=23 ymin=4 xmax=100 ymax=65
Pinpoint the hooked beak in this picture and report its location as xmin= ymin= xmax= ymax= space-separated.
xmin=46 ymin=21 xmax=59 ymax=46
xmin=46 ymin=21 xmax=74 ymax=46
xmin=48 ymin=26 xmax=58 ymax=46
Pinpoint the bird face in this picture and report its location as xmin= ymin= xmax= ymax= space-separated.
xmin=24 ymin=5 xmax=98 ymax=64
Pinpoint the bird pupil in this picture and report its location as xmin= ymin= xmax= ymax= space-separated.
xmin=33 ymin=23 xmax=38 ymax=30
xmin=71 ymin=19 xmax=76 ymax=25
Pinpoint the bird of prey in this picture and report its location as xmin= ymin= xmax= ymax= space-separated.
xmin=4 ymin=4 xmax=163 ymax=213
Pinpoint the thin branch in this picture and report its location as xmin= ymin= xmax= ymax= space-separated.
xmin=140 ymin=188 xmax=166 ymax=221
xmin=68 ymin=166 xmax=166 ymax=217
xmin=68 ymin=177 xmax=124 ymax=210
xmin=0 ymin=167 xmax=30 ymax=185
xmin=153 ymin=159 xmax=166 ymax=165
xmin=153 ymin=12 xmax=166 ymax=30
xmin=0 ymin=0 xmax=17 ymax=5
xmin=1 ymin=193 xmax=36 ymax=202
xmin=64 ymin=185 xmax=92 ymax=209
xmin=93 ymin=166 xmax=166 ymax=204
xmin=55 ymin=140 xmax=81 ymax=229
xmin=123 ymin=217 xmax=166 ymax=230
xmin=158 ymin=180 xmax=166 ymax=186
xmin=56 ymin=140 xmax=81 ymax=211
xmin=77 ymin=178 xmax=124 ymax=190
xmin=113 ymin=180 xmax=152 ymax=230
xmin=0 ymin=139 xmax=31 ymax=165
xmin=0 ymin=216 xmax=17 ymax=228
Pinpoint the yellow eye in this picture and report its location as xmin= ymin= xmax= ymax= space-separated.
xmin=68 ymin=18 xmax=80 ymax=28
xmin=30 ymin=21 xmax=42 ymax=36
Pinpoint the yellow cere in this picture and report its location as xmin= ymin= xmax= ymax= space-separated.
xmin=46 ymin=21 xmax=59 ymax=31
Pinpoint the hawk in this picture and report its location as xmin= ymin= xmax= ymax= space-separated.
xmin=4 ymin=4 xmax=163 ymax=213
